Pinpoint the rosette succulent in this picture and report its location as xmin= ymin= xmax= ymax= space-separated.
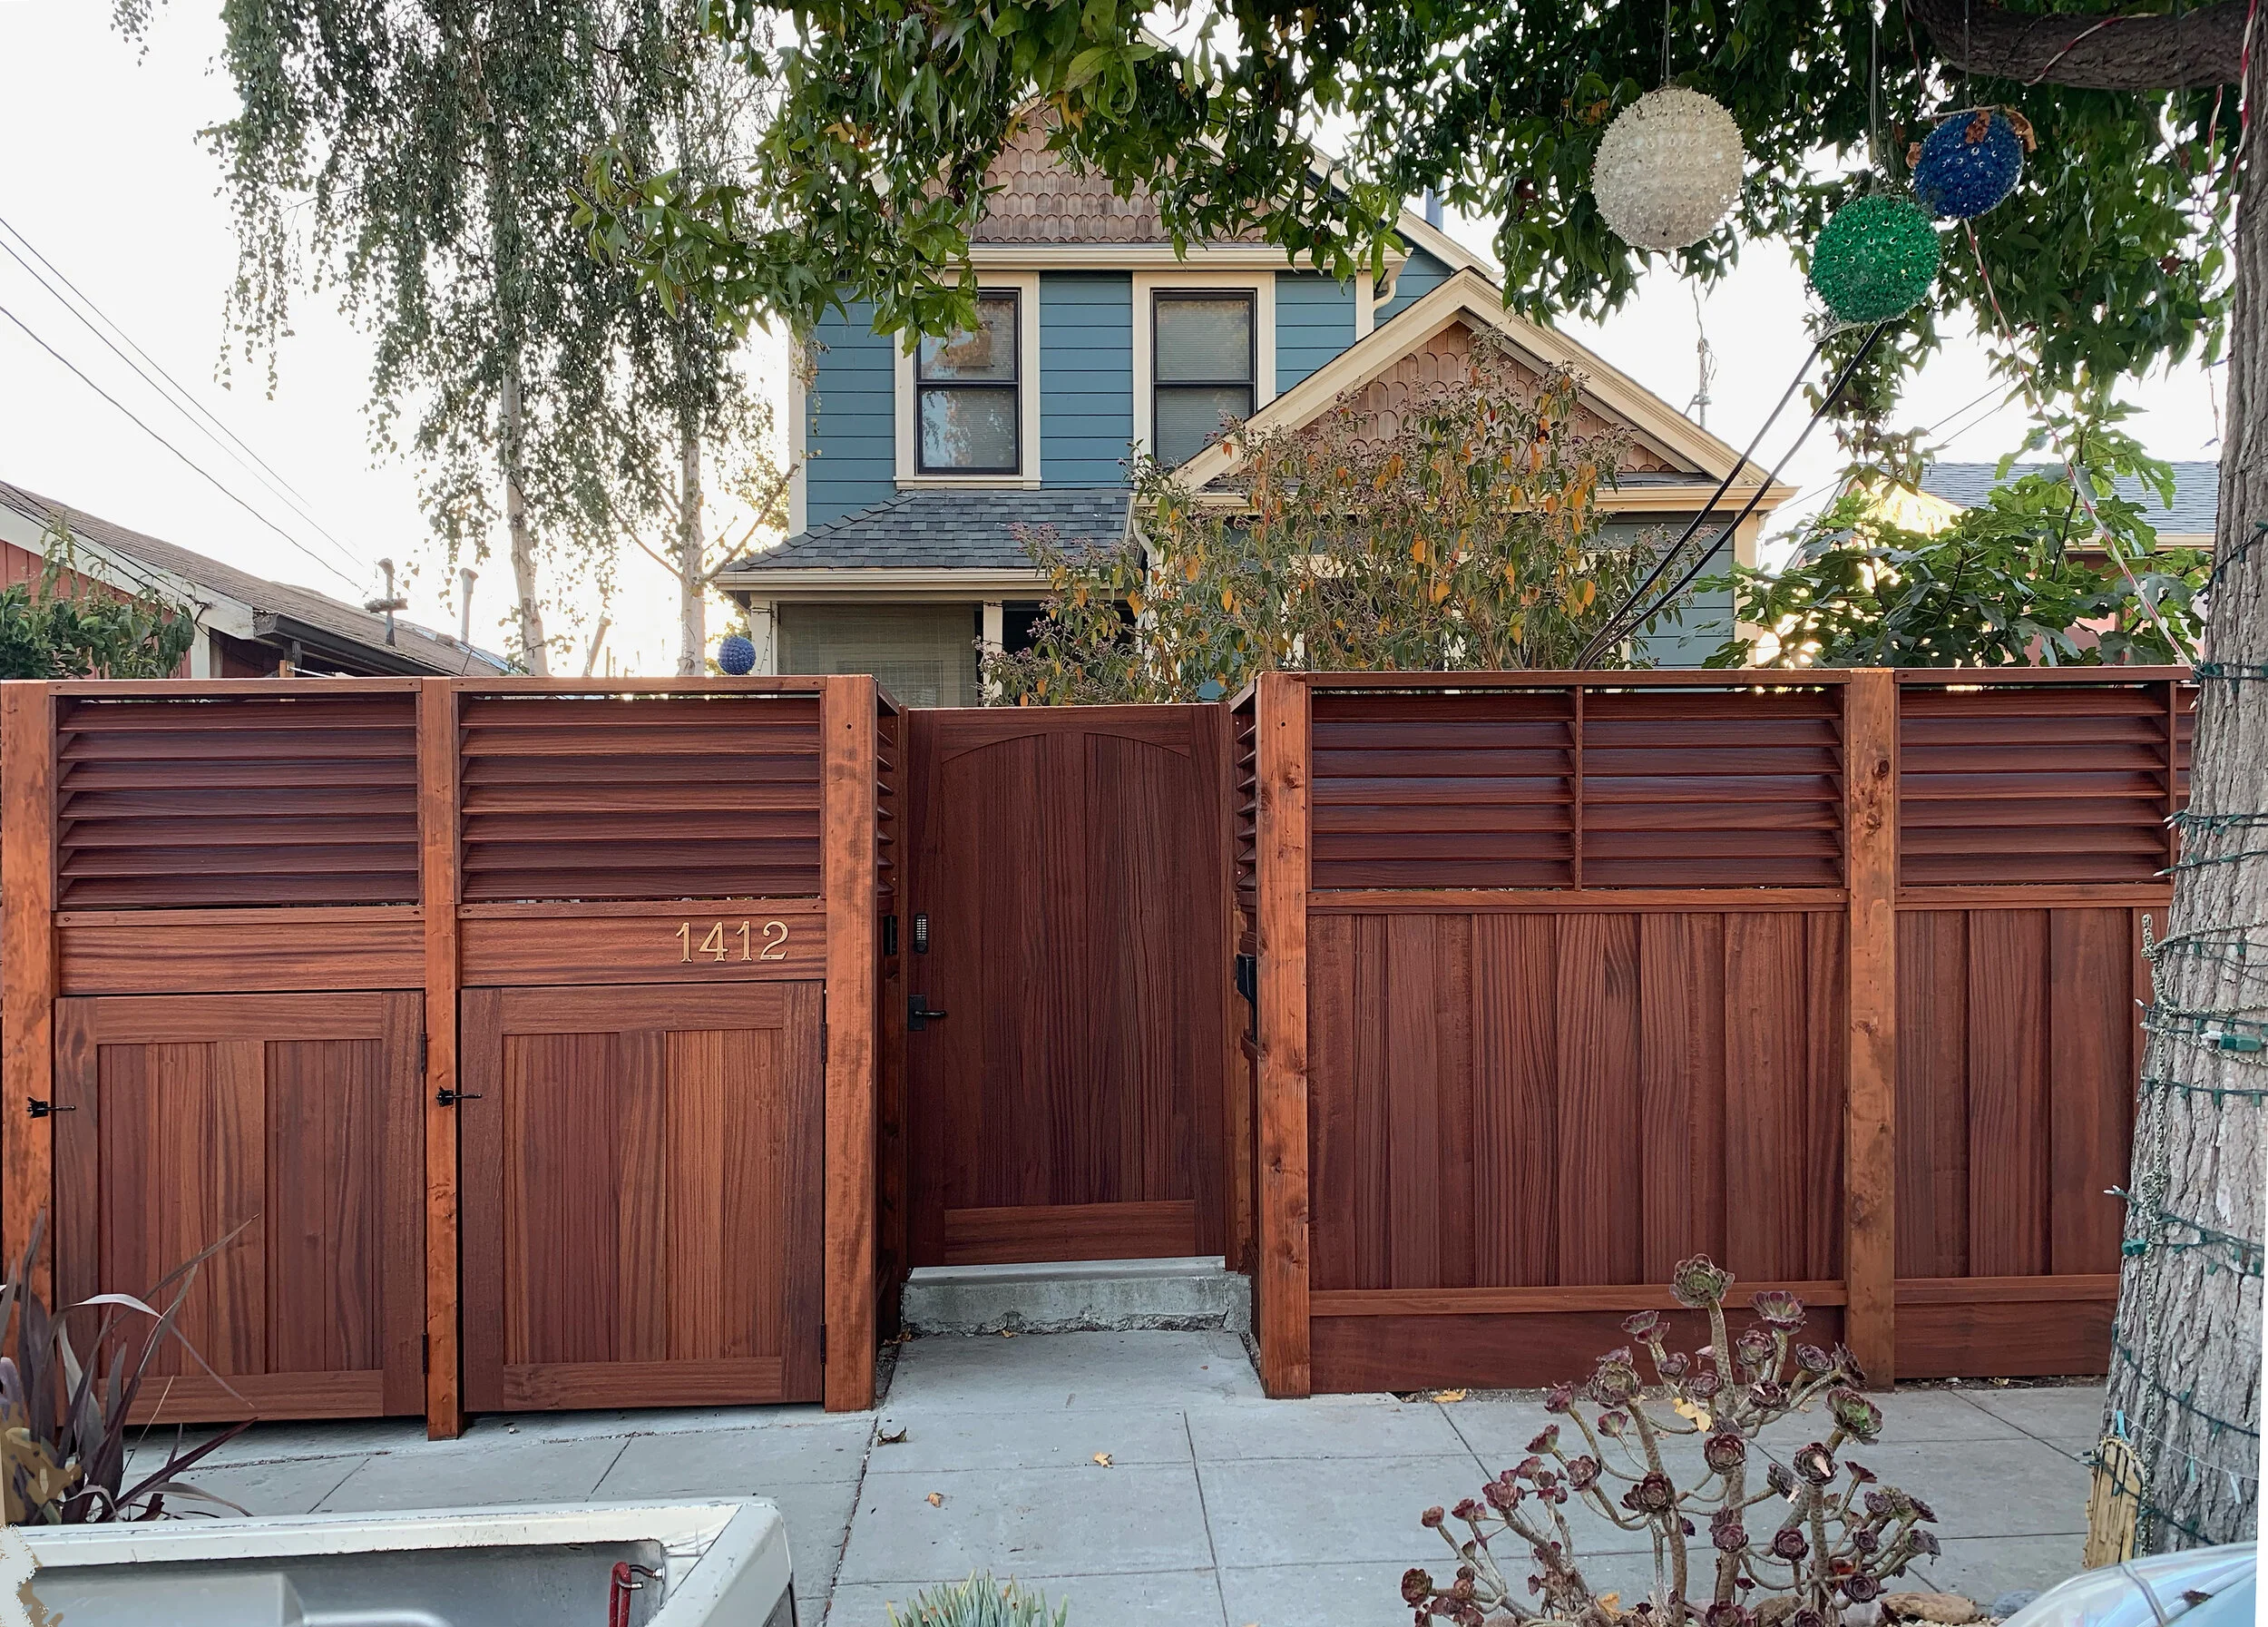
xmin=1402 ymin=1257 xmax=1944 ymax=1626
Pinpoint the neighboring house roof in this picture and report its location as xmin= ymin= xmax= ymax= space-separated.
xmin=1170 ymin=269 xmax=1794 ymax=512
xmin=734 ymin=485 xmax=1132 ymax=579
xmin=1919 ymin=461 xmax=2219 ymax=540
xmin=0 ymin=479 xmax=504 ymax=675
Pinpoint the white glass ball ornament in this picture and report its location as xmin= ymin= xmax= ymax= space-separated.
xmin=1589 ymin=86 xmax=1746 ymax=251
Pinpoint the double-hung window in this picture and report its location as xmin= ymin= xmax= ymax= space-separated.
xmin=1151 ymin=291 xmax=1256 ymax=467
xmin=915 ymin=291 xmax=1022 ymax=475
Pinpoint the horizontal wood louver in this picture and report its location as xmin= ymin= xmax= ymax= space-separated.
xmin=458 ymin=694 xmax=821 ymax=902
xmin=1233 ymin=698 xmax=1257 ymax=942
xmin=1579 ymin=687 xmax=1845 ymax=887
xmin=55 ymin=694 xmax=419 ymax=909
xmin=1898 ymin=682 xmax=2176 ymax=887
xmin=1309 ymin=691 xmax=1575 ymax=889
xmin=876 ymin=703 xmax=900 ymax=914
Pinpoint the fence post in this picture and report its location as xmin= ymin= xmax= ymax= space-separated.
xmin=1254 ymin=672 xmax=1311 ymax=1397
xmin=0 ymin=682 xmax=54 ymax=1304
xmin=821 ymin=676 xmax=878 ymax=1412
xmin=418 ymin=678 xmax=465 ymax=1438
xmin=1843 ymin=669 xmax=1898 ymax=1385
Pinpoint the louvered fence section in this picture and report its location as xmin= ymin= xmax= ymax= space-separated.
xmin=1579 ymin=686 xmax=1844 ymax=887
xmin=55 ymin=692 xmax=420 ymax=908
xmin=457 ymin=693 xmax=823 ymax=901
xmin=1307 ymin=690 xmax=1575 ymax=888
xmin=1898 ymin=680 xmax=2180 ymax=886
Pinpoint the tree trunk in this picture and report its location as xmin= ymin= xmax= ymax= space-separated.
xmin=2102 ymin=31 xmax=2264 ymax=1553
xmin=501 ymin=364 xmax=549 ymax=675
xmin=677 ymin=425 xmax=705 ymax=675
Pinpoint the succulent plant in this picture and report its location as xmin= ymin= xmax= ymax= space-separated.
xmin=1402 ymin=1257 xmax=1941 ymax=1625
xmin=886 ymin=1573 xmax=1069 ymax=1626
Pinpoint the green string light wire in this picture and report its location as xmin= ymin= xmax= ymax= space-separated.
xmin=2137 ymin=1072 xmax=2268 ymax=1103
xmin=2110 ymin=1340 xmax=2263 ymax=1441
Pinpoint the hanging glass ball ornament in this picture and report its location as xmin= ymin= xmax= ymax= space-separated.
xmin=1910 ymin=107 xmax=2031 ymax=220
xmin=1589 ymin=86 xmax=1747 ymax=251
xmin=717 ymin=633 xmax=758 ymax=675
xmin=1808 ymin=194 xmax=1941 ymax=325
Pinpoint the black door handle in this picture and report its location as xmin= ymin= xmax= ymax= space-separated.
xmin=909 ymin=996 xmax=950 ymax=1031
xmin=435 ymin=1089 xmax=484 ymax=1107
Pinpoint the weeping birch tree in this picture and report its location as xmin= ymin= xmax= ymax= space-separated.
xmin=117 ymin=0 xmax=700 ymax=671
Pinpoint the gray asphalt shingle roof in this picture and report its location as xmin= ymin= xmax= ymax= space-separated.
xmin=1920 ymin=461 xmax=2219 ymax=535
xmin=0 ymin=479 xmax=503 ymax=674
xmin=737 ymin=486 xmax=1133 ymax=572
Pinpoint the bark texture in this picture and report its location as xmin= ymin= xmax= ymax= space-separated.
xmin=501 ymin=365 xmax=549 ymax=676
xmin=677 ymin=427 xmax=706 ymax=676
xmin=2102 ymin=30 xmax=2264 ymax=1552
xmin=1908 ymin=0 xmax=2243 ymax=92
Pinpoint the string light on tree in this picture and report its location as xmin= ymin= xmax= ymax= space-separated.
xmin=1910 ymin=107 xmax=2034 ymax=219
xmin=1808 ymin=193 xmax=1943 ymax=325
xmin=1589 ymin=86 xmax=1746 ymax=251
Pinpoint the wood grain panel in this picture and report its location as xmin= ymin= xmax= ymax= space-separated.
xmin=2048 ymin=909 xmax=2135 ymax=1274
xmin=1967 ymin=909 xmax=2050 ymax=1276
xmin=57 ymin=907 xmax=423 ymax=995
xmin=905 ymin=704 xmax=1228 ymax=1269
xmin=942 ymin=1201 xmax=1198 ymax=1265
xmin=52 ymin=992 xmax=422 ymax=1422
xmin=460 ymin=981 xmax=824 ymax=1412
xmin=1554 ymin=913 xmax=1643 ymax=1286
xmin=458 ymin=900 xmax=826 ymax=985
xmin=1896 ymin=911 xmax=1970 ymax=1278
xmin=2 ymin=681 xmax=57 ymax=1299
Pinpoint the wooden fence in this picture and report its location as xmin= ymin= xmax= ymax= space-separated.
xmin=1237 ymin=668 xmax=2191 ymax=1396
xmin=0 ymin=676 xmax=895 ymax=1436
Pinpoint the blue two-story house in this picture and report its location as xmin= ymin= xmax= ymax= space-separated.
xmin=720 ymin=125 xmax=1791 ymax=704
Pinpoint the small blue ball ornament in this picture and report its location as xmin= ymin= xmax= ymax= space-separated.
xmin=1911 ymin=108 xmax=2029 ymax=220
xmin=716 ymin=633 xmax=757 ymax=675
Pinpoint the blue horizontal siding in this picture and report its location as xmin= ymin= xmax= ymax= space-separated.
xmin=1276 ymin=272 xmax=1358 ymax=394
xmin=1601 ymin=518 xmax=1738 ymax=667
xmin=806 ymin=300 xmax=897 ymax=527
xmin=1041 ymin=273 xmax=1133 ymax=485
xmin=1378 ymin=245 xmax=1453 ymax=327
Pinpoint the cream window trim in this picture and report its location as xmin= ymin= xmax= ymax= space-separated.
xmin=894 ymin=270 xmax=1041 ymax=482
xmin=1130 ymin=270 xmax=1276 ymax=466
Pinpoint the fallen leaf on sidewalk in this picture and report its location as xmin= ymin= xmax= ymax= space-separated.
xmin=1431 ymin=1389 xmax=1468 ymax=1403
xmin=925 ymin=1492 xmax=944 ymax=1507
xmin=1000 ymin=1329 xmax=1019 ymax=1338
xmin=877 ymin=1426 xmax=908 ymax=1445
xmin=1092 ymin=1452 xmax=1113 ymax=1467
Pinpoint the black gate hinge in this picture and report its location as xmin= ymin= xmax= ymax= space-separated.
xmin=26 ymin=1097 xmax=73 ymax=1120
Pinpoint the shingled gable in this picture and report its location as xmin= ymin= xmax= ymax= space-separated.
xmin=1168 ymin=268 xmax=1788 ymax=507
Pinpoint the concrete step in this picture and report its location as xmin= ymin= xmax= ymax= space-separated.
xmin=899 ymin=1256 xmax=1253 ymax=1337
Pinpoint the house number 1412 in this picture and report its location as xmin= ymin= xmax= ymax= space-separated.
xmin=678 ymin=920 xmax=789 ymax=962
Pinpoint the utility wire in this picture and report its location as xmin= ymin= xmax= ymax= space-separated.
xmin=0 ymin=299 xmax=365 ymax=595
xmin=0 ymin=211 xmax=370 ymax=583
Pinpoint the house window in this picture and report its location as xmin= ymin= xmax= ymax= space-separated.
xmin=915 ymin=291 xmax=1022 ymax=474
xmin=1152 ymin=291 xmax=1255 ymax=467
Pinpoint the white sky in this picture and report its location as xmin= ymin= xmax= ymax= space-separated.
xmin=0 ymin=1 xmax=2227 ymax=675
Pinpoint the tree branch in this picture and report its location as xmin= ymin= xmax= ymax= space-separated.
xmin=1905 ymin=0 xmax=2244 ymax=90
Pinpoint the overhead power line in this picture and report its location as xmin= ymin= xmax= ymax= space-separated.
xmin=0 ymin=211 xmax=371 ymax=583
xmin=0 ymin=299 xmax=365 ymax=595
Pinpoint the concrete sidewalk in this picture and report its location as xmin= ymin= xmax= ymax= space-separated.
xmin=138 ymin=1330 xmax=2106 ymax=1625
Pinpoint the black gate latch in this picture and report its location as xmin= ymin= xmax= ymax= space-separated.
xmin=908 ymin=995 xmax=949 ymax=1032
xmin=435 ymin=1088 xmax=484 ymax=1107
xmin=25 ymin=1097 xmax=73 ymax=1119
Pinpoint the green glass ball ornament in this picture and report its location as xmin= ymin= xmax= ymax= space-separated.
xmin=1808 ymin=194 xmax=1942 ymax=325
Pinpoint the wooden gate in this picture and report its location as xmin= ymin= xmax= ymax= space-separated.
xmin=52 ymin=992 xmax=424 ymax=1421
xmin=904 ymin=706 xmax=1232 ymax=1267
xmin=459 ymin=984 xmax=825 ymax=1410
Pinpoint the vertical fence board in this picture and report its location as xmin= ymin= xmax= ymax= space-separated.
xmin=1842 ymin=669 xmax=1897 ymax=1378
xmin=2 ymin=682 xmax=56 ymax=1299
xmin=418 ymin=679 xmax=463 ymax=1436
xmin=1967 ymin=909 xmax=2051 ymax=1277
xmin=1554 ymin=913 xmax=1643 ymax=1286
xmin=1256 ymin=673 xmax=1312 ymax=1396
xmin=2048 ymin=908 xmax=2134 ymax=1274
xmin=1473 ymin=914 xmax=1558 ymax=1287
xmin=1896 ymin=911 xmax=1970 ymax=1279
xmin=822 ymin=677 xmax=878 ymax=1412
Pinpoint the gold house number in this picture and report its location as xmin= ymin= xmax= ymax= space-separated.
xmin=676 ymin=919 xmax=790 ymax=963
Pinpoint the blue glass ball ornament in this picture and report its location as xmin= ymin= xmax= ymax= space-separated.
xmin=1911 ymin=109 xmax=2026 ymax=220
xmin=717 ymin=633 xmax=758 ymax=675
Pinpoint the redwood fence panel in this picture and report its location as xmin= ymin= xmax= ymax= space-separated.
xmin=1241 ymin=668 xmax=2190 ymax=1397
xmin=0 ymin=676 xmax=894 ymax=1436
